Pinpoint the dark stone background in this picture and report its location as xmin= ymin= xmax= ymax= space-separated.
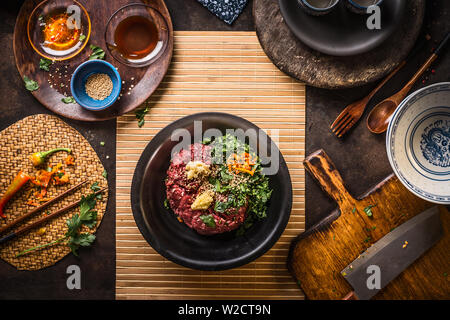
xmin=0 ymin=0 xmax=448 ymax=299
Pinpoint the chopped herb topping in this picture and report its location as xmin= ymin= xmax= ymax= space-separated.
xmin=199 ymin=214 xmax=216 ymax=228
xmin=163 ymin=199 xmax=170 ymax=210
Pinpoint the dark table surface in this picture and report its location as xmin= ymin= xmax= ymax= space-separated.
xmin=0 ymin=0 xmax=448 ymax=299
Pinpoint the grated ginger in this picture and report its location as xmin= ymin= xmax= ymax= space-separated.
xmin=185 ymin=161 xmax=211 ymax=180
xmin=191 ymin=190 xmax=214 ymax=211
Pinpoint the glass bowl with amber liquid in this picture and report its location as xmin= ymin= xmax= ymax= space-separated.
xmin=105 ymin=3 xmax=170 ymax=68
xmin=27 ymin=0 xmax=91 ymax=61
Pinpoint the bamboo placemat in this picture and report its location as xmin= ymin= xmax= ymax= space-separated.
xmin=116 ymin=31 xmax=305 ymax=300
xmin=0 ymin=114 xmax=108 ymax=270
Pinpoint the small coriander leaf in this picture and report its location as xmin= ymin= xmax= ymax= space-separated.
xmin=61 ymin=96 xmax=76 ymax=104
xmin=199 ymin=215 xmax=216 ymax=228
xmin=364 ymin=204 xmax=377 ymax=217
xmin=23 ymin=76 xmax=39 ymax=91
xmin=39 ymin=58 xmax=53 ymax=71
xmin=89 ymin=44 xmax=105 ymax=60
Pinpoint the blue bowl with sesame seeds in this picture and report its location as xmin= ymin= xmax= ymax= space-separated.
xmin=70 ymin=59 xmax=121 ymax=111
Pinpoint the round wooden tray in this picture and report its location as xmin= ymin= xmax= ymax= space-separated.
xmin=253 ymin=0 xmax=425 ymax=89
xmin=14 ymin=0 xmax=173 ymax=121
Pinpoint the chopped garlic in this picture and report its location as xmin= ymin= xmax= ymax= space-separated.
xmin=185 ymin=161 xmax=211 ymax=180
xmin=191 ymin=190 xmax=214 ymax=211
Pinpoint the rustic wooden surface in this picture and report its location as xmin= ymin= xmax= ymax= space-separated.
xmin=253 ymin=0 xmax=425 ymax=89
xmin=13 ymin=0 xmax=173 ymax=121
xmin=116 ymin=31 xmax=306 ymax=300
xmin=288 ymin=149 xmax=450 ymax=300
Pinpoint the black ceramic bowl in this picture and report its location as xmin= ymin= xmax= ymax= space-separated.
xmin=131 ymin=113 xmax=293 ymax=271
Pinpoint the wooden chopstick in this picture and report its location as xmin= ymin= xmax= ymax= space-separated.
xmin=0 ymin=187 xmax=107 ymax=245
xmin=0 ymin=180 xmax=88 ymax=234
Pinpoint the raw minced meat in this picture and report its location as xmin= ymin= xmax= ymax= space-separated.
xmin=165 ymin=143 xmax=248 ymax=235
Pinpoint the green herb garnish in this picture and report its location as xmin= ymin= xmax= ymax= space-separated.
xmin=199 ymin=214 xmax=216 ymax=228
xmin=209 ymin=134 xmax=272 ymax=235
xmin=135 ymin=106 xmax=149 ymax=127
xmin=90 ymin=182 xmax=101 ymax=192
xmin=102 ymin=169 xmax=108 ymax=179
xmin=23 ymin=76 xmax=39 ymax=91
xmin=100 ymin=141 xmax=105 ymax=146
xmin=79 ymin=34 xmax=86 ymax=42
xmin=202 ymin=137 xmax=212 ymax=145
xmin=364 ymin=204 xmax=377 ymax=217
xmin=39 ymin=58 xmax=53 ymax=71
xmin=89 ymin=44 xmax=105 ymax=60
xmin=163 ymin=199 xmax=170 ymax=210
xmin=61 ymin=96 xmax=76 ymax=104
xmin=16 ymin=183 xmax=102 ymax=257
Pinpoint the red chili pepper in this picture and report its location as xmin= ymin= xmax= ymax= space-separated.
xmin=0 ymin=171 xmax=31 ymax=218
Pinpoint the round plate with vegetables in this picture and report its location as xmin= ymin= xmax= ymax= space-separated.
xmin=131 ymin=113 xmax=292 ymax=271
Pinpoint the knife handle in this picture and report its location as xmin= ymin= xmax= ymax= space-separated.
xmin=304 ymin=149 xmax=356 ymax=207
xmin=342 ymin=291 xmax=359 ymax=300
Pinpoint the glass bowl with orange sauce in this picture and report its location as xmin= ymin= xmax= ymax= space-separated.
xmin=27 ymin=0 xmax=91 ymax=61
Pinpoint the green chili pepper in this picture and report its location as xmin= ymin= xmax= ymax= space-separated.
xmin=29 ymin=148 xmax=72 ymax=167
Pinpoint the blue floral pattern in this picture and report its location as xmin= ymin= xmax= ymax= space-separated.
xmin=197 ymin=0 xmax=248 ymax=24
xmin=420 ymin=119 xmax=450 ymax=168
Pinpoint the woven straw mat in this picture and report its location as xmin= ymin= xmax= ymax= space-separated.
xmin=0 ymin=114 xmax=108 ymax=270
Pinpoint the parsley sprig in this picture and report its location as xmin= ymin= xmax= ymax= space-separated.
xmin=16 ymin=183 xmax=103 ymax=258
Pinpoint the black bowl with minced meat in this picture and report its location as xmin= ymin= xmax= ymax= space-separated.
xmin=131 ymin=113 xmax=292 ymax=271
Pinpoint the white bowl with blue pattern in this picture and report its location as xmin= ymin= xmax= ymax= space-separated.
xmin=386 ymin=82 xmax=450 ymax=205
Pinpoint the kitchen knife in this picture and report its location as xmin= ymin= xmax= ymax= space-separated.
xmin=341 ymin=206 xmax=443 ymax=300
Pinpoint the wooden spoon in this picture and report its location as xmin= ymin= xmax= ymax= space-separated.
xmin=367 ymin=32 xmax=450 ymax=134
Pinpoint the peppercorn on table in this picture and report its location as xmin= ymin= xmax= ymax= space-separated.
xmin=116 ymin=31 xmax=306 ymax=300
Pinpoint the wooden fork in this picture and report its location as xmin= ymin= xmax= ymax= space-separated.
xmin=330 ymin=61 xmax=405 ymax=138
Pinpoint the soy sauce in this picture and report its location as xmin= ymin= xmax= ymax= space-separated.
xmin=114 ymin=16 xmax=158 ymax=60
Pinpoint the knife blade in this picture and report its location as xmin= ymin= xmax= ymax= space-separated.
xmin=341 ymin=206 xmax=443 ymax=300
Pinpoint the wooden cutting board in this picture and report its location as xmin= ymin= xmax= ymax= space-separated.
xmin=288 ymin=149 xmax=450 ymax=300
